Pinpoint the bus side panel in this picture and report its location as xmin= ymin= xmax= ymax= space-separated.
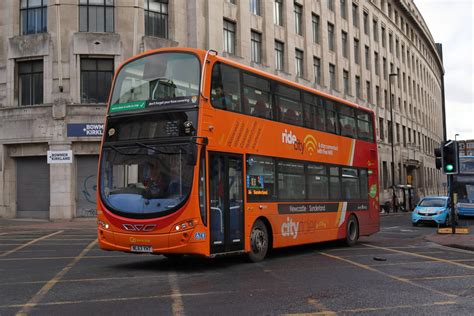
xmin=246 ymin=203 xmax=363 ymax=249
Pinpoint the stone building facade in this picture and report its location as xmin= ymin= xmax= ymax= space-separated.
xmin=0 ymin=0 xmax=445 ymax=219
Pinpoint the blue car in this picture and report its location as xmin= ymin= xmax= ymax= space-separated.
xmin=457 ymin=202 xmax=474 ymax=217
xmin=412 ymin=196 xmax=451 ymax=226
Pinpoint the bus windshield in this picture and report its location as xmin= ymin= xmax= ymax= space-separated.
xmin=110 ymin=52 xmax=200 ymax=106
xmin=100 ymin=143 xmax=194 ymax=218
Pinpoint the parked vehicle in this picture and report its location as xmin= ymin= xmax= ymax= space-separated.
xmin=411 ymin=196 xmax=451 ymax=226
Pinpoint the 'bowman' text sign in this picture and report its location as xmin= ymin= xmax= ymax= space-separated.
xmin=67 ymin=123 xmax=104 ymax=137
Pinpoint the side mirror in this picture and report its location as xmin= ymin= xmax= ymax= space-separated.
xmin=186 ymin=142 xmax=197 ymax=166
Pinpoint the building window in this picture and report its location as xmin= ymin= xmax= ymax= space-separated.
xmin=354 ymin=38 xmax=359 ymax=64
xmin=342 ymin=31 xmax=348 ymax=58
xmin=79 ymin=0 xmax=115 ymax=33
xmin=363 ymin=11 xmax=369 ymax=35
xmin=329 ymin=64 xmax=336 ymax=90
xmin=328 ymin=0 xmax=334 ymax=11
xmin=314 ymin=57 xmax=321 ymax=84
xmin=328 ymin=23 xmax=335 ymax=51
xmin=396 ymin=123 xmax=400 ymax=144
xmin=295 ymin=49 xmax=304 ymax=77
xmin=18 ymin=60 xmax=43 ymax=106
xmin=223 ymin=19 xmax=236 ymax=54
xmin=145 ymin=0 xmax=168 ymax=38
xmin=383 ymin=57 xmax=387 ymax=77
xmin=80 ymin=58 xmax=114 ymax=103
xmin=294 ymin=3 xmax=303 ymax=36
xmin=340 ymin=0 xmax=346 ymax=19
xmin=365 ymin=45 xmax=370 ymax=70
xmin=379 ymin=117 xmax=384 ymax=141
xmin=374 ymin=51 xmax=379 ymax=75
xmin=373 ymin=19 xmax=378 ymax=41
xmin=274 ymin=0 xmax=283 ymax=26
xmin=343 ymin=69 xmax=349 ymax=94
xmin=250 ymin=0 xmax=261 ymax=15
xmin=376 ymin=85 xmax=380 ymax=105
xmin=312 ymin=14 xmax=320 ymax=44
xmin=352 ymin=3 xmax=359 ymax=27
xmin=381 ymin=26 xmax=386 ymax=47
xmin=21 ymin=0 xmax=47 ymax=35
xmin=275 ymin=40 xmax=284 ymax=70
xmin=366 ymin=80 xmax=371 ymax=103
xmin=396 ymin=38 xmax=400 ymax=58
xmin=251 ymin=31 xmax=262 ymax=63
xmin=389 ymin=33 xmax=393 ymax=53
xmin=388 ymin=120 xmax=393 ymax=143
xmin=355 ymin=75 xmax=360 ymax=99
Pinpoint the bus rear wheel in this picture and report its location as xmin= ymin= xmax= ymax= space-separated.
xmin=345 ymin=215 xmax=359 ymax=246
xmin=248 ymin=219 xmax=269 ymax=262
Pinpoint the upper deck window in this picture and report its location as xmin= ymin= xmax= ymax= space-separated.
xmin=210 ymin=61 xmax=375 ymax=143
xmin=211 ymin=63 xmax=241 ymax=112
xmin=110 ymin=52 xmax=200 ymax=108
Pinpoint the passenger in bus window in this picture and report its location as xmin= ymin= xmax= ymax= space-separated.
xmin=145 ymin=169 xmax=169 ymax=198
xmin=213 ymin=85 xmax=233 ymax=109
xmin=254 ymin=100 xmax=268 ymax=118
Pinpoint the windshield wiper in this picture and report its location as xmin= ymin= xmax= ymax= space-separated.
xmin=108 ymin=145 xmax=138 ymax=156
xmin=134 ymin=142 xmax=182 ymax=155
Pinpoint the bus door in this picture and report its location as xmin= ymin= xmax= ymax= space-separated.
xmin=208 ymin=153 xmax=244 ymax=254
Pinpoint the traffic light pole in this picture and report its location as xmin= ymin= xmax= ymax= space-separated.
xmin=448 ymin=174 xmax=456 ymax=234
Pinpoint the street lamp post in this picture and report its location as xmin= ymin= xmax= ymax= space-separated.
xmin=389 ymin=72 xmax=398 ymax=212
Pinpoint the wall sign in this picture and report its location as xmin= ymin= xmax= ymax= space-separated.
xmin=67 ymin=123 xmax=104 ymax=137
xmin=47 ymin=150 xmax=73 ymax=164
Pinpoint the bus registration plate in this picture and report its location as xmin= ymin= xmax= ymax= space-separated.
xmin=131 ymin=245 xmax=153 ymax=253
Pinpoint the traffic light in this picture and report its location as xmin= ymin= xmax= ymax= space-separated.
xmin=442 ymin=140 xmax=459 ymax=174
xmin=434 ymin=147 xmax=442 ymax=169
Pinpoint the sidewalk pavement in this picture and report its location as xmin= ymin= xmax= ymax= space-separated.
xmin=1 ymin=216 xmax=473 ymax=252
xmin=0 ymin=218 xmax=96 ymax=232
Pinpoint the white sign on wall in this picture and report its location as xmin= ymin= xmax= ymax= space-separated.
xmin=47 ymin=150 xmax=73 ymax=164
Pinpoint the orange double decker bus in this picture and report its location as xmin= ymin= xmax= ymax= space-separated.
xmin=97 ymin=47 xmax=379 ymax=262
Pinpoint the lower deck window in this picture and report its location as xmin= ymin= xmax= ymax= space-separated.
xmin=247 ymin=155 xmax=370 ymax=202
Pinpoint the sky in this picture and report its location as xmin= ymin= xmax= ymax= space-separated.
xmin=415 ymin=0 xmax=474 ymax=141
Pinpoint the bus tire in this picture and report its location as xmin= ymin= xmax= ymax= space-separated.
xmin=248 ymin=219 xmax=269 ymax=262
xmin=344 ymin=215 xmax=359 ymax=246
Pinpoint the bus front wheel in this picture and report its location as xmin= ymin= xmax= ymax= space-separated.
xmin=345 ymin=215 xmax=359 ymax=246
xmin=248 ymin=219 xmax=269 ymax=262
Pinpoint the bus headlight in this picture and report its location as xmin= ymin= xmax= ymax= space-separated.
xmin=174 ymin=220 xmax=197 ymax=231
xmin=98 ymin=220 xmax=110 ymax=230
xmin=437 ymin=210 xmax=445 ymax=215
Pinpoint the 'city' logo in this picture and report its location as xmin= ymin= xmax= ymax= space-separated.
xmin=281 ymin=217 xmax=299 ymax=239
xmin=281 ymin=129 xmax=304 ymax=154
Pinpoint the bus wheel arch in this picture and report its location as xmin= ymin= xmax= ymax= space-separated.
xmin=344 ymin=214 xmax=359 ymax=246
xmin=247 ymin=217 xmax=272 ymax=262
